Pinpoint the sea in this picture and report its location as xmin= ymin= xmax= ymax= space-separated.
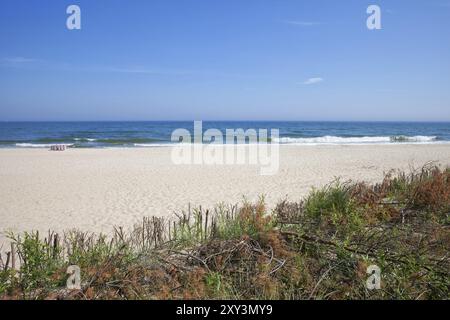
xmin=0 ymin=121 xmax=449 ymax=148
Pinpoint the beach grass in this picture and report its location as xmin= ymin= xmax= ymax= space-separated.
xmin=0 ymin=164 xmax=449 ymax=300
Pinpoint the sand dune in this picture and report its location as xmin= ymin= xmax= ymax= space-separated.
xmin=1 ymin=144 xmax=450 ymax=247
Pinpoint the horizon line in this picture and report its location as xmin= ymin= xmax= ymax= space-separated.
xmin=1 ymin=120 xmax=450 ymax=123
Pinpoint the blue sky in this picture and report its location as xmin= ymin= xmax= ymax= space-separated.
xmin=1 ymin=0 xmax=450 ymax=121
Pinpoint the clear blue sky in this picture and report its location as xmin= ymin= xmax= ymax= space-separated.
xmin=1 ymin=0 xmax=450 ymax=121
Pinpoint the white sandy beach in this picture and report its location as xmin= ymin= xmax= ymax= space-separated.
xmin=1 ymin=144 xmax=450 ymax=247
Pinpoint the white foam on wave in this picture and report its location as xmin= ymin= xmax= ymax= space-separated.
xmin=273 ymin=135 xmax=439 ymax=145
xmin=134 ymin=143 xmax=172 ymax=147
xmin=134 ymin=143 xmax=267 ymax=147
xmin=16 ymin=143 xmax=74 ymax=148
xmin=14 ymin=136 xmax=441 ymax=148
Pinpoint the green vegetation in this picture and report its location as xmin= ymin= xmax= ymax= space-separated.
xmin=1 ymin=164 xmax=449 ymax=300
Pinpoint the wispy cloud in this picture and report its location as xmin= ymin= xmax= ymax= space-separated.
xmin=282 ymin=20 xmax=322 ymax=27
xmin=0 ymin=58 xmax=259 ymax=79
xmin=0 ymin=58 xmax=194 ymax=76
xmin=78 ymin=65 xmax=261 ymax=78
xmin=1 ymin=57 xmax=38 ymax=65
xmin=103 ymin=66 xmax=193 ymax=76
xmin=301 ymin=77 xmax=324 ymax=85
xmin=100 ymin=66 xmax=249 ymax=78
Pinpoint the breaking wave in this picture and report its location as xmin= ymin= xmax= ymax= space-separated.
xmin=273 ymin=135 xmax=439 ymax=145
xmin=16 ymin=143 xmax=74 ymax=148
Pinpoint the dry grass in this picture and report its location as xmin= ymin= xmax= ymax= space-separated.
xmin=1 ymin=164 xmax=449 ymax=300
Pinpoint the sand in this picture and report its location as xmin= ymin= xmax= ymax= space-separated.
xmin=1 ymin=144 xmax=450 ymax=247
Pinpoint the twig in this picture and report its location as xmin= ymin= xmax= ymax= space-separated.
xmin=169 ymin=249 xmax=211 ymax=272
xmin=281 ymin=231 xmax=437 ymax=271
xmin=11 ymin=243 xmax=16 ymax=270
xmin=4 ymin=252 xmax=11 ymax=271
xmin=308 ymin=263 xmax=339 ymax=300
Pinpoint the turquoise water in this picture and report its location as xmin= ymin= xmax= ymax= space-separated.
xmin=0 ymin=121 xmax=449 ymax=148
